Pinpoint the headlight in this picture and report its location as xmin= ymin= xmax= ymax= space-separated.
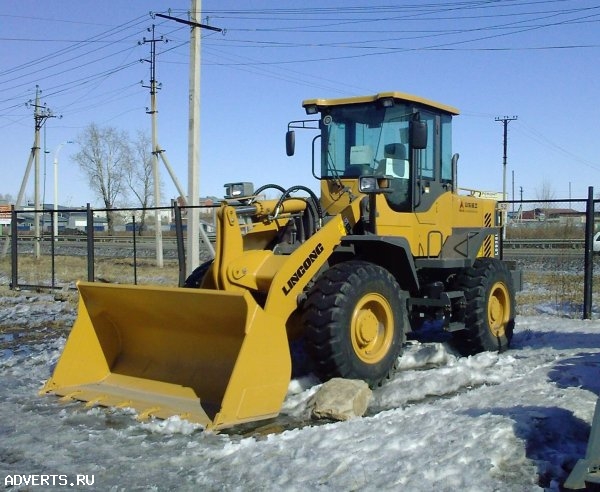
xmin=224 ymin=182 xmax=254 ymax=200
xmin=358 ymin=176 xmax=391 ymax=194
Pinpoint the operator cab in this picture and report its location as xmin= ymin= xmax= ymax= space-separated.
xmin=290 ymin=92 xmax=459 ymax=214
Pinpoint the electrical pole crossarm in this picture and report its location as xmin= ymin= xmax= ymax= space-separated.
xmin=154 ymin=13 xmax=223 ymax=32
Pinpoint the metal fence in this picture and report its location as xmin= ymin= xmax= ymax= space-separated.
xmin=1 ymin=189 xmax=599 ymax=319
xmin=500 ymin=187 xmax=600 ymax=319
xmin=0 ymin=202 xmax=215 ymax=291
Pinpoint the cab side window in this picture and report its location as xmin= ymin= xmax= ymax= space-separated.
xmin=419 ymin=111 xmax=436 ymax=181
xmin=440 ymin=115 xmax=452 ymax=183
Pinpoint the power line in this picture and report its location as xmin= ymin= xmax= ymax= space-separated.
xmin=0 ymin=2 xmax=597 ymax=130
xmin=514 ymin=120 xmax=600 ymax=173
xmin=0 ymin=15 xmax=148 ymax=80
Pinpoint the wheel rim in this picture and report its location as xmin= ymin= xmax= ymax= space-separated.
xmin=488 ymin=281 xmax=510 ymax=337
xmin=350 ymin=293 xmax=394 ymax=364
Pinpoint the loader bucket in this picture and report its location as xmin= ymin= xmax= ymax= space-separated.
xmin=41 ymin=282 xmax=292 ymax=431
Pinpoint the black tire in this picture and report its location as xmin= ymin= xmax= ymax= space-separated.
xmin=302 ymin=261 xmax=405 ymax=387
xmin=452 ymin=258 xmax=515 ymax=355
xmin=183 ymin=260 xmax=213 ymax=288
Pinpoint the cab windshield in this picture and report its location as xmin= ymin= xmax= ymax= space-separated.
xmin=320 ymin=102 xmax=412 ymax=180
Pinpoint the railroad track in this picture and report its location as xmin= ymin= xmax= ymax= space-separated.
xmin=10 ymin=236 xmax=593 ymax=259
xmin=13 ymin=235 xmax=582 ymax=247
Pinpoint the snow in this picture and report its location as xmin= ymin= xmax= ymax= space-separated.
xmin=1 ymin=292 xmax=600 ymax=491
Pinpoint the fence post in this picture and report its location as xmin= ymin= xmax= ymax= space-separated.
xmin=173 ymin=201 xmax=186 ymax=287
xmin=10 ymin=206 xmax=18 ymax=290
xmin=583 ymin=186 xmax=594 ymax=319
xmin=132 ymin=215 xmax=138 ymax=285
xmin=86 ymin=203 xmax=95 ymax=282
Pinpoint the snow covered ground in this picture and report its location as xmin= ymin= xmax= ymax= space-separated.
xmin=2 ymin=291 xmax=600 ymax=491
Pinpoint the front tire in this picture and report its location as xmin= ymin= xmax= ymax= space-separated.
xmin=452 ymin=258 xmax=515 ymax=355
xmin=183 ymin=260 xmax=213 ymax=288
xmin=302 ymin=261 xmax=405 ymax=387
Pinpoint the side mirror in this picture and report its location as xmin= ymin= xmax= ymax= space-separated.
xmin=286 ymin=130 xmax=295 ymax=156
xmin=410 ymin=120 xmax=428 ymax=150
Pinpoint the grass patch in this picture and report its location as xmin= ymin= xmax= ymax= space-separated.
xmin=517 ymin=267 xmax=596 ymax=318
xmin=0 ymin=254 xmax=181 ymax=289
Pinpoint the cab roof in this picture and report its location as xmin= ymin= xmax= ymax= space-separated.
xmin=302 ymin=91 xmax=459 ymax=116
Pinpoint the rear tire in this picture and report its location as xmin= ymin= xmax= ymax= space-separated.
xmin=302 ymin=261 xmax=405 ymax=387
xmin=452 ymin=258 xmax=515 ymax=355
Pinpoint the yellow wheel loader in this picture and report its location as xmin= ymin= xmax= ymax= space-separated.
xmin=42 ymin=91 xmax=520 ymax=430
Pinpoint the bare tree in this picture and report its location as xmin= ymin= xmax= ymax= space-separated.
xmin=535 ymin=179 xmax=556 ymax=220
xmin=0 ymin=193 xmax=15 ymax=203
xmin=73 ymin=123 xmax=130 ymax=234
xmin=125 ymin=131 xmax=158 ymax=235
xmin=536 ymin=179 xmax=556 ymax=202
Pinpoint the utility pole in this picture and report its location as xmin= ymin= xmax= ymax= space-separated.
xmin=495 ymin=115 xmax=518 ymax=202
xmin=187 ymin=0 xmax=202 ymax=274
xmin=30 ymin=87 xmax=56 ymax=258
xmin=140 ymin=24 xmax=196 ymax=263
xmin=154 ymin=4 xmax=221 ymax=274
xmin=1 ymin=87 xmax=55 ymax=258
xmin=511 ymin=170 xmax=515 ymax=213
xmin=53 ymin=141 xmax=73 ymax=239
xmin=569 ymin=181 xmax=572 ymax=200
xmin=141 ymin=25 xmax=167 ymax=268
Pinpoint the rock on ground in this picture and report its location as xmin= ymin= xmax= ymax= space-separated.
xmin=309 ymin=378 xmax=372 ymax=421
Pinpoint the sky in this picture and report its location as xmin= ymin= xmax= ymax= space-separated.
xmin=2 ymin=289 xmax=600 ymax=490
xmin=1 ymin=0 xmax=599 ymax=208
